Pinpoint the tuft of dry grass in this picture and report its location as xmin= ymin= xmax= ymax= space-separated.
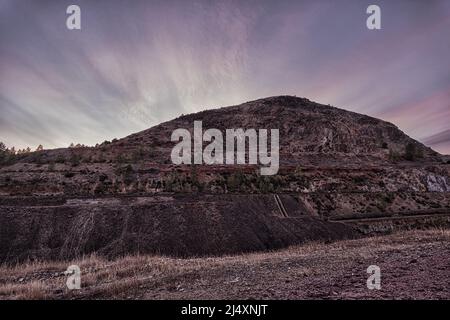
xmin=0 ymin=281 xmax=47 ymax=300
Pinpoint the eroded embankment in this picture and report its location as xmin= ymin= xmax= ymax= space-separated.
xmin=0 ymin=194 xmax=357 ymax=264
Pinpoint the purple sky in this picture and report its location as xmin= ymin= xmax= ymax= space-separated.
xmin=1 ymin=0 xmax=449 ymax=154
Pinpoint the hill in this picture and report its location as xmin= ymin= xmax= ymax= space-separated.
xmin=0 ymin=96 xmax=449 ymax=263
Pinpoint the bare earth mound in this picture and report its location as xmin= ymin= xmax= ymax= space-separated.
xmin=0 ymin=194 xmax=356 ymax=263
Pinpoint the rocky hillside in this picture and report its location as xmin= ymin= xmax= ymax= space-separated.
xmin=1 ymin=96 xmax=448 ymax=196
xmin=7 ymin=96 xmax=441 ymax=167
xmin=0 ymin=96 xmax=449 ymax=263
xmin=128 ymin=95 xmax=439 ymax=164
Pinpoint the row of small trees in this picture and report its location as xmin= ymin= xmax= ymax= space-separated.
xmin=0 ymin=142 xmax=45 ymax=165
xmin=0 ymin=142 xmax=44 ymax=155
xmin=69 ymin=143 xmax=88 ymax=148
xmin=1 ymin=138 xmax=119 ymax=154
xmin=0 ymin=140 xmax=92 ymax=154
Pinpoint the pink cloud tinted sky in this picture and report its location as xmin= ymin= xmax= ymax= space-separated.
xmin=0 ymin=0 xmax=449 ymax=154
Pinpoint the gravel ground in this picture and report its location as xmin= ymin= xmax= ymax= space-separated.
xmin=0 ymin=229 xmax=448 ymax=300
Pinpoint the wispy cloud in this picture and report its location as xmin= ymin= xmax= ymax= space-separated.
xmin=423 ymin=129 xmax=450 ymax=155
xmin=1 ymin=0 xmax=449 ymax=154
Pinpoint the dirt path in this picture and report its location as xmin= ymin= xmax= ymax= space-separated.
xmin=0 ymin=229 xmax=448 ymax=299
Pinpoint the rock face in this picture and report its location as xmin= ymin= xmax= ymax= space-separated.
xmin=0 ymin=96 xmax=449 ymax=263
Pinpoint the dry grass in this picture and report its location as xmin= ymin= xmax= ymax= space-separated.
xmin=0 ymin=281 xmax=47 ymax=300
xmin=0 ymin=228 xmax=448 ymax=300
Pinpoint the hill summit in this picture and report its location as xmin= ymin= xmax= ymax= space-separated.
xmin=104 ymin=95 xmax=439 ymax=166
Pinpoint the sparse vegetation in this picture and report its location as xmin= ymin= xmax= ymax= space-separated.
xmin=0 ymin=281 xmax=48 ymax=300
xmin=55 ymin=154 xmax=66 ymax=164
xmin=116 ymin=154 xmax=127 ymax=163
xmin=405 ymin=143 xmax=416 ymax=161
xmin=115 ymin=164 xmax=135 ymax=184
xmin=388 ymin=148 xmax=401 ymax=162
xmin=190 ymin=165 xmax=202 ymax=191
xmin=0 ymin=142 xmax=20 ymax=166
xmin=257 ymin=176 xmax=274 ymax=193
xmin=226 ymin=171 xmax=244 ymax=192
xmin=404 ymin=142 xmax=424 ymax=161
xmin=69 ymin=153 xmax=81 ymax=167
xmin=0 ymin=229 xmax=447 ymax=300
xmin=132 ymin=148 xmax=146 ymax=162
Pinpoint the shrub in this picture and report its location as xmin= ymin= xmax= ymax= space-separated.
xmin=69 ymin=153 xmax=81 ymax=167
xmin=83 ymin=155 xmax=92 ymax=163
xmin=55 ymin=155 xmax=66 ymax=163
xmin=404 ymin=143 xmax=423 ymax=161
xmin=0 ymin=142 xmax=17 ymax=166
xmin=115 ymin=164 xmax=135 ymax=184
xmin=132 ymin=148 xmax=146 ymax=162
xmin=226 ymin=172 xmax=244 ymax=192
xmin=388 ymin=149 xmax=401 ymax=162
xmin=257 ymin=176 xmax=274 ymax=193
xmin=64 ymin=172 xmax=75 ymax=178
xmin=116 ymin=154 xmax=127 ymax=163
xmin=163 ymin=173 xmax=182 ymax=192
xmin=189 ymin=165 xmax=203 ymax=191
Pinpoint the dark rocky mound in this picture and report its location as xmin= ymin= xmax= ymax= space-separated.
xmin=0 ymin=195 xmax=357 ymax=263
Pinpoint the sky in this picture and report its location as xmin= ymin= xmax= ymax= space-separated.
xmin=1 ymin=0 xmax=449 ymax=154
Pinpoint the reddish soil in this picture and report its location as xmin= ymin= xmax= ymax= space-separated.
xmin=0 ymin=229 xmax=448 ymax=300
